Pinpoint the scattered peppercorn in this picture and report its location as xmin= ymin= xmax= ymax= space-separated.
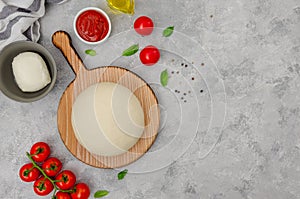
xmin=185 ymin=64 xmax=188 ymax=68
xmin=192 ymin=77 xmax=195 ymax=80
xmin=200 ymin=90 xmax=204 ymax=93
xmin=183 ymin=93 xmax=186 ymax=96
xmin=201 ymin=63 xmax=205 ymax=66
xmin=176 ymin=71 xmax=179 ymax=74
xmin=181 ymin=63 xmax=184 ymax=66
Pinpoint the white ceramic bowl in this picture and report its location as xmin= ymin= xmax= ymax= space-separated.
xmin=73 ymin=7 xmax=111 ymax=45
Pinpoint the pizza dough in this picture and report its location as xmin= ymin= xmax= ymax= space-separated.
xmin=71 ymin=82 xmax=145 ymax=156
xmin=12 ymin=52 xmax=51 ymax=92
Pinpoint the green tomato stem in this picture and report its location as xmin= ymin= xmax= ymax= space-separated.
xmin=26 ymin=152 xmax=74 ymax=195
xmin=26 ymin=152 xmax=51 ymax=181
xmin=52 ymin=187 xmax=58 ymax=199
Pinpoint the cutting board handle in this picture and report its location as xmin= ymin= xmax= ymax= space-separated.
xmin=52 ymin=31 xmax=85 ymax=75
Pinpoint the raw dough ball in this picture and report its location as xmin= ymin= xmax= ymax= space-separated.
xmin=72 ymin=82 xmax=145 ymax=156
xmin=12 ymin=52 xmax=51 ymax=92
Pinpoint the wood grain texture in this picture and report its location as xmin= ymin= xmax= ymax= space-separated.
xmin=52 ymin=31 xmax=160 ymax=168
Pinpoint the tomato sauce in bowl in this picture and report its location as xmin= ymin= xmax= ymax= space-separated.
xmin=74 ymin=8 xmax=111 ymax=44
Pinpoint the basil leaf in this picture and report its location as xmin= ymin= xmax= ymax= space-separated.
xmin=163 ymin=26 xmax=174 ymax=37
xmin=118 ymin=169 xmax=128 ymax=180
xmin=122 ymin=44 xmax=139 ymax=56
xmin=160 ymin=69 xmax=169 ymax=87
xmin=85 ymin=49 xmax=96 ymax=56
xmin=94 ymin=190 xmax=109 ymax=198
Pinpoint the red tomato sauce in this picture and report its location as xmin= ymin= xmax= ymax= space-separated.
xmin=76 ymin=10 xmax=109 ymax=42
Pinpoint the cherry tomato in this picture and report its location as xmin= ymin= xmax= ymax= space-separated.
xmin=70 ymin=183 xmax=90 ymax=199
xmin=42 ymin=157 xmax=62 ymax=177
xmin=134 ymin=16 xmax=154 ymax=36
xmin=56 ymin=191 xmax=71 ymax=199
xmin=19 ymin=163 xmax=40 ymax=182
xmin=55 ymin=170 xmax=76 ymax=190
xmin=33 ymin=176 xmax=54 ymax=196
xmin=139 ymin=45 xmax=160 ymax=66
xmin=30 ymin=142 xmax=51 ymax=162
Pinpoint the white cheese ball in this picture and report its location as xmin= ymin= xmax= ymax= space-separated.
xmin=12 ymin=52 xmax=51 ymax=92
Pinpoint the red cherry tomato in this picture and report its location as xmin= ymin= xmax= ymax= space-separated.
xmin=139 ymin=45 xmax=160 ymax=66
xmin=30 ymin=142 xmax=51 ymax=162
xmin=56 ymin=191 xmax=72 ymax=199
xmin=55 ymin=170 xmax=76 ymax=190
xmin=19 ymin=163 xmax=40 ymax=182
xmin=134 ymin=16 xmax=154 ymax=36
xmin=33 ymin=176 xmax=54 ymax=196
xmin=42 ymin=157 xmax=62 ymax=177
xmin=70 ymin=183 xmax=90 ymax=199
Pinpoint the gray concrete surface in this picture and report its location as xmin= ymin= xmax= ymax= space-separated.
xmin=1 ymin=0 xmax=300 ymax=198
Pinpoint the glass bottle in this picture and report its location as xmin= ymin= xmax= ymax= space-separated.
xmin=107 ymin=0 xmax=135 ymax=15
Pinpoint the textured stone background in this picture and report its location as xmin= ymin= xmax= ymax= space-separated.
xmin=0 ymin=0 xmax=300 ymax=198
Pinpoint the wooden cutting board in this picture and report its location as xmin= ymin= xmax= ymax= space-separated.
xmin=52 ymin=31 xmax=160 ymax=168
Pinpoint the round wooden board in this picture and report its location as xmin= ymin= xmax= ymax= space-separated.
xmin=53 ymin=31 xmax=160 ymax=168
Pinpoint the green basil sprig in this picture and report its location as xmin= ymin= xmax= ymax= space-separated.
xmin=122 ymin=44 xmax=139 ymax=56
xmin=94 ymin=190 xmax=109 ymax=198
xmin=163 ymin=26 xmax=174 ymax=37
xmin=160 ymin=69 xmax=169 ymax=87
xmin=85 ymin=49 xmax=97 ymax=56
xmin=118 ymin=169 xmax=128 ymax=180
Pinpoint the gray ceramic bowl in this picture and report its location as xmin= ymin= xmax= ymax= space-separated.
xmin=0 ymin=41 xmax=57 ymax=102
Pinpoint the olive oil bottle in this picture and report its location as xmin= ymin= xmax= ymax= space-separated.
xmin=107 ymin=0 xmax=135 ymax=15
